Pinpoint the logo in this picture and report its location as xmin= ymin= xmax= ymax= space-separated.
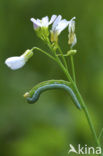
xmin=68 ymin=144 xmax=102 ymax=155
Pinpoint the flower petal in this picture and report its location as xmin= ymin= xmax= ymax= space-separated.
xmin=42 ymin=16 xmax=49 ymax=27
xmin=71 ymin=34 xmax=77 ymax=48
xmin=30 ymin=18 xmax=41 ymax=29
xmin=52 ymin=15 xmax=62 ymax=30
xmin=5 ymin=56 xmax=25 ymax=70
xmin=68 ymin=17 xmax=76 ymax=32
xmin=49 ymin=15 xmax=57 ymax=25
xmin=68 ymin=17 xmax=77 ymax=47
xmin=56 ymin=19 xmax=69 ymax=34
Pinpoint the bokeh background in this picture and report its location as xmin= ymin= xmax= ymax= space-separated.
xmin=0 ymin=0 xmax=103 ymax=155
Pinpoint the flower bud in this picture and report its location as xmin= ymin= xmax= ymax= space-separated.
xmin=5 ymin=49 xmax=33 ymax=70
xmin=68 ymin=17 xmax=77 ymax=48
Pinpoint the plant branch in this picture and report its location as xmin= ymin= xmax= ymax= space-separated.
xmin=47 ymin=42 xmax=101 ymax=149
xmin=57 ymin=44 xmax=68 ymax=70
xmin=31 ymin=47 xmax=56 ymax=62
xmin=70 ymin=55 xmax=76 ymax=83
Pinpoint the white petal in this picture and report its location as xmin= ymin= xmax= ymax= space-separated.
xmin=56 ymin=19 xmax=69 ymax=34
xmin=5 ymin=56 xmax=25 ymax=70
xmin=68 ymin=17 xmax=76 ymax=32
xmin=69 ymin=21 xmax=74 ymax=32
xmin=36 ymin=19 xmax=41 ymax=23
xmin=49 ymin=15 xmax=57 ymax=25
xmin=52 ymin=15 xmax=62 ymax=30
xmin=30 ymin=18 xmax=41 ymax=29
xmin=71 ymin=34 xmax=77 ymax=48
xmin=42 ymin=16 xmax=49 ymax=27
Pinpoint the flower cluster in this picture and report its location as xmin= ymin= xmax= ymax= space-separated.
xmin=5 ymin=15 xmax=77 ymax=70
xmin=31 ymin=15 xmax=76 ymax=45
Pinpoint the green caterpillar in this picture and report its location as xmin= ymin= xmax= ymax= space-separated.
xmin=24 ymin=80 xmax=81 ymax=109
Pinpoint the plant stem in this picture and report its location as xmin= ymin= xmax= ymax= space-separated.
xmin=57 ymin=45 xmax=68 ymax=70
xmin=47 ymin=42 xmax=101 ymax=149
xmin=74 ymin=86 xmax=101 ymax=147
xmin=70 ymin=55 xmax=76 ymax=83
xmin=31 ymin=47 xmax=56 ymax=62
xmin=98 ymin=128 xmax=103 ymax=141
xmin=62 ymin=65 xmax=100 ymax=148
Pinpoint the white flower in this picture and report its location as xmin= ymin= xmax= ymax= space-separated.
xmin=52 ymin=15 xmax=69 ymax=34
xmin=68 ymin=17 xmax=77 ymax=47
xmin=51 ymin=15 xmax=69 ymax=42
xmin=5 ymin=56 xmax=26 ymax=70
xmin=5 ymin=49 xmax=33 ymax=70
xmin=30 ymin=15 xmax=57 ymax=29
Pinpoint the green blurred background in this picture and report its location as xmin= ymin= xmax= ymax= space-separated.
xmin=0 ymin=0 xmax=103 ymax=155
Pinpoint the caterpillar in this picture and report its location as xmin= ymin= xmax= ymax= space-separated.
xmin=24 ymin=80 xmax=81 ymax=110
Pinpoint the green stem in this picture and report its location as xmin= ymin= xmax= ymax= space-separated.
xmin=46 ymin=41 xmax=69 ymax=74
xmin=63 ymin=66 xmax=101 ymax=148
xmin=57 ymin=45 xmax=68 ymax=70
xmin=47 ymin=42 xmax=101 ymax=149
xmin=75 ymin=87 xmax=101 ymax=147
xmin=46 ymin=41 xmax=73 ymax=82
xmin=31 ymin=47 xmax=56 ymax=62
xmin=70 ymin=55 xmax=76 ymax=83
xmin=98 ymin=128 xmax=103 ymax=141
